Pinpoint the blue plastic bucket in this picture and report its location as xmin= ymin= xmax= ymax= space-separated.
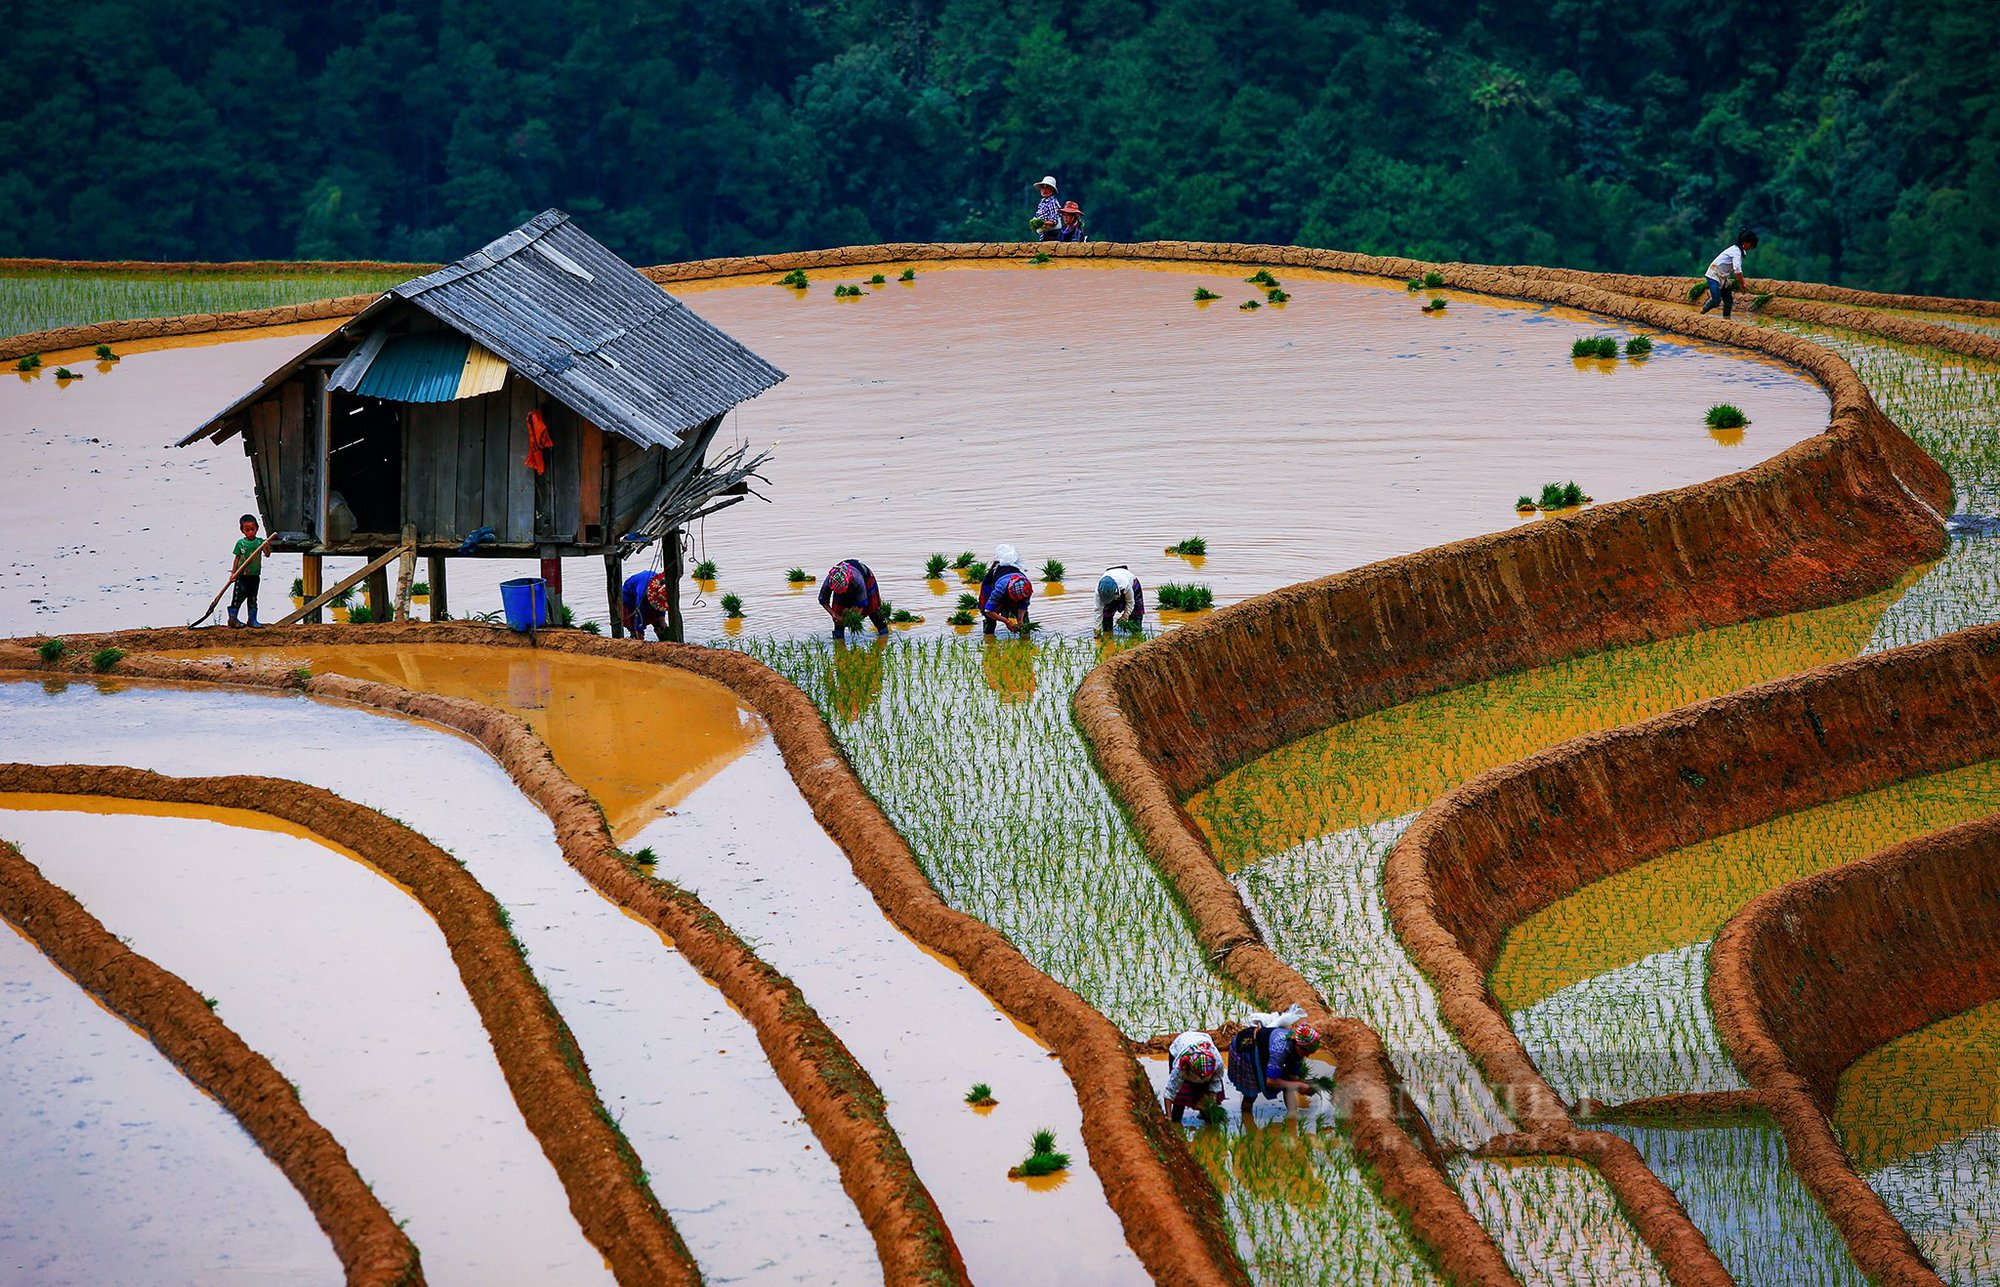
xmin=499 ymin=577 xmax=548 ymax=632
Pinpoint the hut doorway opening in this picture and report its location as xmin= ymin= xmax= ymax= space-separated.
xmin=329 ymin=395 xmax=403 ymax=536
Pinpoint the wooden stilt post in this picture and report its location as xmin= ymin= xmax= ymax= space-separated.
xmin=427 ymin=555 xmax=448 ymax=622
xmin=365 ymin=554 xmax=391 ymax=622
xmin=393 ymin=525 xmax=418 ymax=623
xmin=302 ymin=554 xmax=323 ymax=624
xmin=604 ymin=551 xmax=625 ymax=639
xmin=665 ymin=528 xmax=685 ymax=643
xmin=540 ymin=549 xmax=563 ymax=622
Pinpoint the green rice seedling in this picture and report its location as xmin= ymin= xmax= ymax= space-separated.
xmin=410 ymin=581 xmax=429 ymax=596
xmin=868 ymin=274 xmax=886 ymax=285
xmin=952 ymin=551 xmax=975 ymax=570
xmin=1592 ymin=336 xmax=1620 ymax=359
xmin=1407 ymin=278 xmax=1423 ymax=291
xmin=832 ymin=283 xmax=855 ymax=297
xmin=1687 ymin=281 xmax=1708 ymax=303
xmin=840 ymin=608 xmax=865 ymax=631
xmin=37 ymin=638 xmax=65 ymax=664
xmin=1265 ymin=288 xmax=1290 ymax=304
xmin=330 ymin=584 xmax=355 ymax=606
xmin=1193 ymin=287 xmax=1221 ymax=302
xmin=965 ymin=1082 xmax=997 ymax=1105
xmin=1029 ymin=252 xmax=1053 ymax=265
xmin=1246 ymin=269 xmax=1280 ymax=287
xmin=289 ymin=576 xmax=305 ymax=596
xmin=554 ymin=602 xmax=576 ymax=627
xmin=1156 ymin=583 xmax=1215 ymax=611
xmin=965 ymin=560 xmax=988 ymax=584
xmin=0 ymin=269 xmax=411 ymax=339
xmin=202 ymin=995 xmax=219 ymax=1009
xmin=1516 ymin=495 xmax=1536 ymax=510
xmin=889 ymin=607 xmax=921 ymax=624
xmin=1625 ymin=334 xmax=1654 ymax=359
xmin=94 ymin=344 xmax=117 ymax=361
xmin=1041 ymin=559 xmax=1065 ymax=582
xmin=346 ymin=604 xmax=374 ymax=624
xmin=786 ymin=567 xmax=812 ymax=583
xmin=16 ymin=354 xmax=41 ymax=370
xmin=1015 ymin=1128 xmax=1070 ymax=1176
xmin=721 ymin=593 xmax=745 ymax=619
xmin=957 ymin=592 xmax=978 ymax=611
xmin=1752 ymin=293 xmax=1774 ymax=311
xmin=777 ymin=268 xmax=809 ymax=289
xmin=90 ymin=646 xmax=123 ymax=673
xmin=1423 ymin=271 xmax=1445 ymax=288
xmin=290 ymin=666 xmax=312 ymax=685
xmin=1118 ymin=618 xmax=1144 ymax=635
xmin=1559 ymin=480 xmax=1585 ymax=506
xmin=1197 ymin=1103 xmax=1227 ymax=1125
xmin=899 ymin=268 xmax=916 ymax=281
xmin=924 ymin=553 xmax=948 ymax=578
xmin=579 ymin=620 xmax=602 ymax=635
xmin=1169 ymin=536 xmax=1207 ymax=556
xmin=693 ymin=559 xmax=719 ymax=580
xmin=1425 ymin=297 xmax=1448 ymax=312
xmin=629 ymin=845 xmax=658 ymax=866
xmin=946 ymin=609 xmax=975 ymax=626
xmin=1537 ymin=481 xmax=1568 ymax=509
xmin=53 ymin=367 xmax=80 ymax=380
xmin=1239 ymin=299 xmax=1261 ymax=311
xmin=1571 ymin=337 xmax=1595 ymax=358
xmin=1706 ymin=403 xmax=1749 ymax=429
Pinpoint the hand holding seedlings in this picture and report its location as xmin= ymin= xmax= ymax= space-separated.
xmin=1226 ymin=1004 xmax=1324 ymax=1113
xmin=1162 ymin=1030 xmax=1226 ymax=1124
xmin=820 ymin=559 xmax=890 ymax=638
xmin=1095 ymin=566 xmax=1145 ymax=634
xmin=980 ymin=545 xmax=1034 ymax=635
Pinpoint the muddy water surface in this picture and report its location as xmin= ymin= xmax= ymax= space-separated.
xmin=0 ymin=679 xmax=881 ymax=1284
xmin=2 ymin=261 xmax=1829 ymax=640
xmin=0 ymin=916 xmax=338 ymax=1286
xmin=0 ymin=794 xmax=611 ymax=1285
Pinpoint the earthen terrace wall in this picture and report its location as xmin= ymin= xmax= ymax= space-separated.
xmin=1711 ymin=813 xmax=2000 ymax=1287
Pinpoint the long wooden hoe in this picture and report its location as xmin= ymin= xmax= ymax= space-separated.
xmin=273 ymin=545 xmax=410 ymax=627
xmin=189 ymin=535 xmax=275 ymax=628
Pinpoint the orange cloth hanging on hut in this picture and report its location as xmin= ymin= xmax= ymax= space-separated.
xmin=524 ymin=409 xmax=554 ymax=474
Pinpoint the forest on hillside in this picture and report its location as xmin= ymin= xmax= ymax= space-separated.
xmin=3 ymin=0 xmax=1995 ymax=293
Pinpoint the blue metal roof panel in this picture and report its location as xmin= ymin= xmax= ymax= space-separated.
xmin=354 ymin=333 xmax=473 ymax=403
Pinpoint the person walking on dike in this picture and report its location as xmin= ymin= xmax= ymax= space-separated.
xmin=227 ymin=514 xmax=268 ymax=628
xmin=620 ymin=568 xmax=672 ymax=640
xmin=1699 ymin=228 xmax=1759 ymax=319
xmin=979 ymin=544 xmax=1033 ymax=635
xmin=1095 ymin=564 xmax=1145 ymax=633
xmin=1163 ymin=1030 xmax=1226 ymax=1124
xmin=819 ymin=559 xmax=889 ymax=639
xmin=1031 ymin=176 xmax=1062 ymax=241
xmin=1056 ymin=201 xmax=1087 ymax=243
xmin=1226 ymin=1003 xmax=1324 ymax=1114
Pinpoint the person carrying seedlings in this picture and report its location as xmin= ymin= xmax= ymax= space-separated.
xmin=1699 ymin=228 xmax=1759 ymax=319
xmin=1094 ymin=565 xmax=1145 ymax=633
xmin=1162 ymin=1030 xmax=1226 ymax=1124
xmin=1030 ymin=176 xmax=1062 ymax=241
xmin=1055 ymin=201 xmax=1087 ymax=243
xmin=1226 ymin=1003 xmax=1324 ymax=1113
xmin=226 ymin=514 xmax=267 ymax=628
xmin=819 ymin=559 xmax=889 ymax=639
xmin=619 ymin=569 xmax=673 ymax=640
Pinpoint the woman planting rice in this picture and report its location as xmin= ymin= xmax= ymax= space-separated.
xmin=818 ymin=559 xmax=889 ymax=639
xmin=1227 ymin=1004 xmax=1324 ymax=1115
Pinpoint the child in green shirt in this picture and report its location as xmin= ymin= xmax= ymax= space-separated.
xmin=228 ymin=514 xmax=267 ymax=628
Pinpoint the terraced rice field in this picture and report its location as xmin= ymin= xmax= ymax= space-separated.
xmin=5 ymin=254 xmax=2000 ymax=1285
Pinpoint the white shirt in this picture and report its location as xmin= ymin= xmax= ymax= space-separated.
xmin=1097 ymin=565 xmax=1137 ymax=609
xmin=1707 ymin=244 xmax=1745 ymax=284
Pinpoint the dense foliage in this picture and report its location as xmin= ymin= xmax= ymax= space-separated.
xmin=3 ymin=0 xmax=1994 ymax=293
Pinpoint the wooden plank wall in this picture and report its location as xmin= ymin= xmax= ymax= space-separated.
xmin=609 ymin=437 xmax=666 ymax=535
xmin=507 ymin=379 xmax=536 ymax=543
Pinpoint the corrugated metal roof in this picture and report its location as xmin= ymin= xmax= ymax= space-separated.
xmin=173 ymin=209 xmax=785 ymax=450
xmin=354 ymin=332 xmax=471 ymax=402
xmin=392 ymin=210 xmax=786 ymax=448
xmin=459 ymin=342 xmax=509 ymax=398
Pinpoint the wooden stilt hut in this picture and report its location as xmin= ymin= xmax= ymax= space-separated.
xmin=174 ymin=209 xmax=783 ymax=637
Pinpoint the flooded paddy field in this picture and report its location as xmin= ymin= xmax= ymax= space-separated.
xmin=0 ymin=793 xmax=611 ymax=1285
xmin=2 ymin=261 xmax=1829 ymax=640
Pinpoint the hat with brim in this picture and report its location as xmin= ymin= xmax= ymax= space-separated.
xmin=1059 ymin=201 xmax=1082 ymax=215
xmin=1037 ymin=175 xmax=1058 ymax=189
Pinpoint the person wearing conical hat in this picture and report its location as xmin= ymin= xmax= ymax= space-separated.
xmin=1031 ymin=175 xmax=1061 ymax=241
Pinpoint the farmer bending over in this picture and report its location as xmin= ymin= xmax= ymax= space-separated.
xmin=1162 ymin=1030 xmax=1226 ymax=1124
xmin=1699 ymin=228 xmax=1759 ymax=319
xmin=620 ymin=569 xmax=671 ymax=640
xmin=1227 ymin=1003 xmax=1324 ymax=1113
xmin=981 ymin=545 xmax=1034 ymax=635
xmin=819 ymin=559 xmax=888 ymax=639
xmin=1095 ymin=565 xmax=1145 ymax=633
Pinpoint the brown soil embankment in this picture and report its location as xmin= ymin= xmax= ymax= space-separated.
xmin=1495 ymin=263 xmax=2000 ymax=319
xmin=1498 ymin=264 xmax=2000 ymax=363
xmin=1712 ymin=815 xmax=2000 ymax=1287
xmin=0 ymin=829 xmax=421 ymax=1285
xmin=0 ymin=761 xmax=697 ymax=1287
xmin=3 ymin=622 xmax=1237 ymax=1286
